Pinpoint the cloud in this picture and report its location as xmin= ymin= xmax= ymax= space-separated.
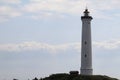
xmin=0 ymin=0 xmax=21 ymax=4
xmin=93 ymin=40 xmax=120 ymax=50
xmin=0 ymin=42 xmax=80 ymax=53
xmin=1 ymin=0 xmax=120 ymax=22
xmin=0 ymin=40 xmax=120 ymax=53
xmin=0 ymin=6 xmax=22 ymax=22
xmin=23 ymin=0 xmax=86 ymax=13
xmin=93 ymin=0 xmax=120 ymax=10
xmin=21 ymin=0 xmax=120 ymax=19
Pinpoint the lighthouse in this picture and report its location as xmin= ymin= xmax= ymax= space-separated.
xmin=80 ymin=9 xmax=93 ymax=75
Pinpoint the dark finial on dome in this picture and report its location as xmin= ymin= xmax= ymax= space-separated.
xmin=81 ymin=8 xmax=93 ymax=19
xmin=84 ymin=8 xmax=89 ymax=16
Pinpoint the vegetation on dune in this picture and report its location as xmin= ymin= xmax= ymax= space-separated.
xmin=38 ymin=73 xmax=118 ymax=80
xmin=13 ymin=73 xmax=118 ymax=80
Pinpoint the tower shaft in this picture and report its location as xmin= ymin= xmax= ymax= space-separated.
xmin=80 ymin=9 xmax=93 ymax=75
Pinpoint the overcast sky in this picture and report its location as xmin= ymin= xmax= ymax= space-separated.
xmin=0 ymin=0 xmax=120 ymax=80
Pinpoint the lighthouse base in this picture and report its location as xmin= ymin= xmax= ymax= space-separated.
xmin=80 ymin=68 xmax=93 ymax=75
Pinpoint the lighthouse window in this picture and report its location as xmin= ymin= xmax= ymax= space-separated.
xmin=85 ymin=54 xmax=87 ymax=58
xmin=85 ymin=41 xmax=87 ymax=45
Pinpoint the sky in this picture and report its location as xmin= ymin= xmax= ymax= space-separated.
xmin=0 ymin=0 xmax=120 ymax=80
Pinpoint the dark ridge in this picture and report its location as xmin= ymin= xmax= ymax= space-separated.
xmin=40 ymin=73 xmax=118 ymax=80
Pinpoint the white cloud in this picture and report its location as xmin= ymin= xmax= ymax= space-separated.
xmin=21 ymin=0 xmax=120 ymax=19
xmin=22 ymin=0 xmax=88 ymax=19
xmin=0 ymin=40 xmax=120 ymax=53
xmin=0 ymin=6 xmax=22 ymax=22
xmin=93 ymin=40 xmax=120 ymax=50
xmin=0 ymin=42 xmax=80 ymax=53
xmin=26 ymin=0 xmax=89 ymax=14
xmin=1 ymin=0 xmax=120 ymax=22
xmin=0 ymin=0 xmax=21 ymax=4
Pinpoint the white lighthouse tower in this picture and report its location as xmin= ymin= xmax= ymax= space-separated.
xmin=80 ymin=9 xmax=93 ymax=75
